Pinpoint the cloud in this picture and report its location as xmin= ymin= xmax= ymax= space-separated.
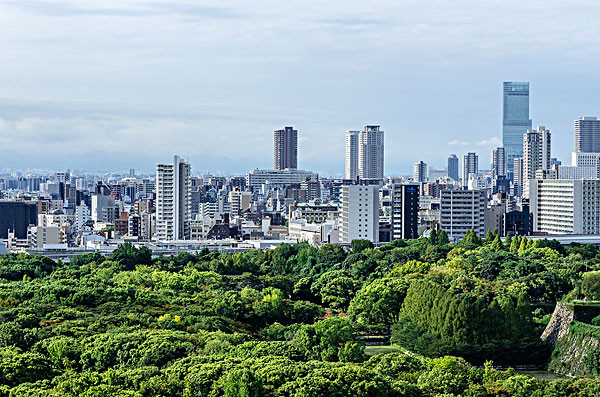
xmin=3 ymin=1 xmax=240 ymax=19
xmin=477 ymin=137 xmax=502 ymax=146
xmin=448 ymin=137 xmax=501 ymax=148
xmin=448 ymin=140 xmax=471 ymax=146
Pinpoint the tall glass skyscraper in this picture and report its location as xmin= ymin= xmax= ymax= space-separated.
xmin=502 ymin=82 xmax=532 ymax=171
xmin=447 ymin=154 xmax=459 ymax=181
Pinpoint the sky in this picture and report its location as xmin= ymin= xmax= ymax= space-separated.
xmin=1 ymin=0 xmax=600 ymax=177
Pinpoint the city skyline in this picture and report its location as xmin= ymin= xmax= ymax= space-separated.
xmin=1 ymin=1 xmax=600 ymax=175
xmin=0 ymin=106 xmax=597 ymax=179
xmin=2 ymin=2 xmax=600 ymax=391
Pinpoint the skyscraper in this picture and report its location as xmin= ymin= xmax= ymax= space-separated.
xmin=574 ymin=117 xmax=600 ymax=153
xmin=513 ymin=157 xmax=524 ymax=197
xmin=462 ymin=152 xmax=479 ymax=187
xmin=156 ymin=155 xmax=191 ymax=240
xmin=274 ymin=126 xmax=298 ymax=170
xmin=413 ymin=161 xmax=428 ymax=182
xmin=522 ymin=126 xmax=551 ymax=199
xmin=502 ymin=82 xmax=532 ymax=171
xmin=358 ymin=125 xmax=384 ymax=179
xmin=345 ymin=130 xmax=359 ymax=179
xmin=491 ymin=147 xmax=507 ymax=177
xmin=447 ymin=154 xmax=459 ymax=181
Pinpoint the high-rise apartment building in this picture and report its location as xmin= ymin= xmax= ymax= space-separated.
xmin=575 ymin=117 xmax=600 ymax=153
xmin=339 ymin=185 xmax=379 ymax=243
xmin=345 ymin=130 xmax=359 ymax=179
xmin=462 ymin=152 xmax=479 ymax=187
xmin=522 ymin=126 xmax=551 ymax=199
xmin=491 ymin=147 xmax=507 ymax=178
xmin=503 ymin=82 xmax=532 ymax=171
xmin=274 ymin=126 xmax=298 ymax=170
xmin=440 ymin=190 xmax=487 ymax=241
xmin=513 ymin=158 xmax=524 ymax=197
xmin=447 ymin=154 xmax=459 ymax=181
xmin=156 ymin=155 xmax=191 ymax=240
xmin=358 ymin=125 xmax=384 ymax=179
xmin=391 ymin=184 xmax=419 ymax=240
xmin=413 ymin=161 xmax=428 ymax=183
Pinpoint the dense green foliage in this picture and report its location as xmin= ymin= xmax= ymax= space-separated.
xmin=1 ymin=235 xmax=600 ymax=395
xmin=582 ymin=271 xmax=600 ymax=300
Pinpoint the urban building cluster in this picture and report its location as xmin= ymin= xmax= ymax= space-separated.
xmin=1 ymin=82 xmax=600 ymax=257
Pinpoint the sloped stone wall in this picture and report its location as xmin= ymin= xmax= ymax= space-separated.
xmin=543 ymin=302 xmax=600 ymax=376
xmin=541 ymin=302 xmax=574 ymax=345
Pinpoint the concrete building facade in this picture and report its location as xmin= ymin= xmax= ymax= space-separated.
xmin=523 ymin=126 xmax=551 ymax=198
xmin=440 ymin=190 xmax=487 ymax=241
xmin=345 ymin=130 xmax=359 ymax=180
xmin=156 ymin=155 xmax=191 ymax=240
xmin=274 ymin=126 xmax=298 ymax=170
xmin=462 ymin=152 xmax=479 ymax=187
xmin=339 ymin=185 xmax=379 ymax=243
xmin=358 ymin=125 xmax=384 ymax=179
xmin=575 ymin=117 xmax=600 ymax=153
xmin=529 ymin=179 xmax=600 ymax=235
xmin=413 ymin=161 xmax=428 ymax=183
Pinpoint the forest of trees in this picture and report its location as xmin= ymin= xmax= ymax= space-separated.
xmin=2 ymin=231 xmax=600 ymax=395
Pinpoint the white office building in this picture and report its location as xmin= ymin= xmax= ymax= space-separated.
xmin=529 ymin=179 xmax=600 ymax=235
xmin=572 ymin=151 xmax=600 ymax=168
xmin=156 ymin=155 xmax=191 ymax=240
xmin=440 ymin=190 xmax=487 ymax=241
xmin=245 ymin=169 xmax=318 ymax=192
xmin=339 ymin=185 xmax=379 ymax=243
xmin=556 ymin=166 xmax=598 ymax=180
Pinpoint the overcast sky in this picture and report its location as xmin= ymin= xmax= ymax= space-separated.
xmin=1 ymin=0 xmax=600 ymax=176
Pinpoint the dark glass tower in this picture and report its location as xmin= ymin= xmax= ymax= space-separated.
xmin=447 ymin=154 xmax=459 ymax=181
xmin=502 ymin=82 xmax=532 ymax=172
